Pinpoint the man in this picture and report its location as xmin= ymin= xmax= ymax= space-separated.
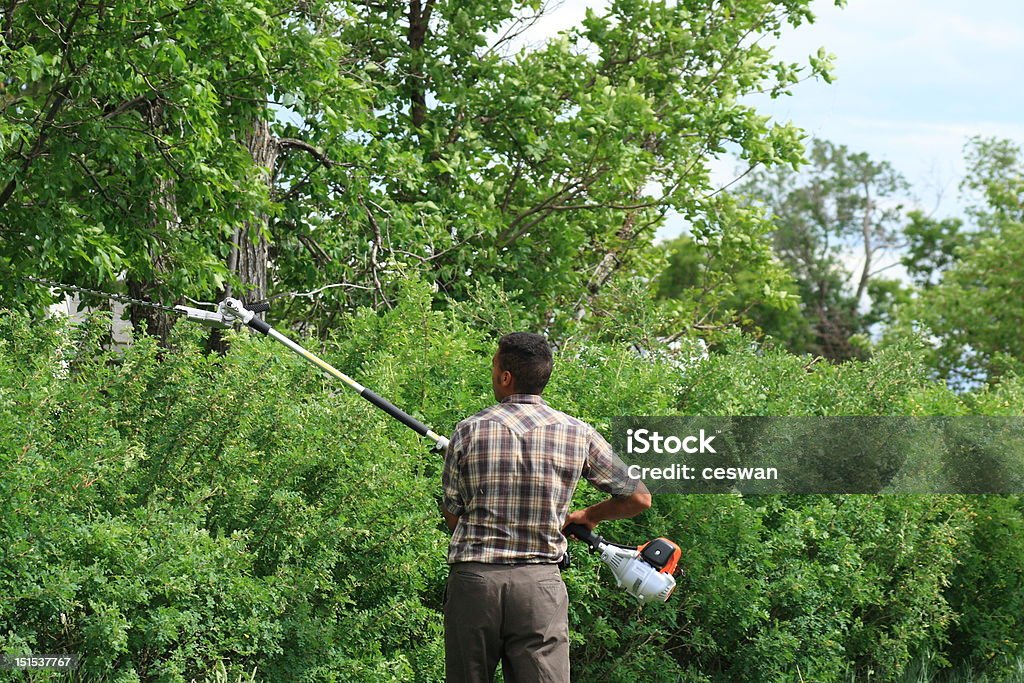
xmin=441 ymin=332 xmax=651 ymax=683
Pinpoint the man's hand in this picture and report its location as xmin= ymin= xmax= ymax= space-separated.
xmin=564 ymin=508 xmax=596 ymax=532
xmin=440 ymin=500 xmax=460 ymax=533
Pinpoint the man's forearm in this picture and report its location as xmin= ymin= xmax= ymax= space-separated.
xmin=568 ymin=482 xmax=651 ymax=529
xmin=583 ymin=490 xmax=650 ymax=523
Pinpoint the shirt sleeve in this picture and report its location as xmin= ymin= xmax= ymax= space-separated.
xmin=581 ymin=427 xmax=639 ymax=497
xmin=442 ymin=422 xmax=467 ymax=517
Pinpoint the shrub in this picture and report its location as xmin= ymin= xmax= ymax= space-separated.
xmin=1 ymin=289 xmax=1021 ymax=681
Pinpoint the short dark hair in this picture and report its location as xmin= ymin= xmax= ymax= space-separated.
xmin=497 ymin=333 xmax=553 ymax=394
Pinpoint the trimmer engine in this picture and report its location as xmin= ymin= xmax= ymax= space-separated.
xmin=563 ymin=524 xmax=682 ymax=603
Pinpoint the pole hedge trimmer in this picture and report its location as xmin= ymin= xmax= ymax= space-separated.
xmin=26 ymin=277 xmax=685 ymax=602
xmin=178 ymin=296 xmax=451 ymax=450
xmin=24 ymin=277 xmax=448 ymax=450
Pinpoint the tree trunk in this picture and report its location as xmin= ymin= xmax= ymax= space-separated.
xmin=855 ymin=189 xmax=873 ymax=304
xmin=407 ymin=0 xmax=434 ymax=129
xmin=207 ymin=118 xmax=279 ymax=353
xmin=126 ymin=242 xmax=175 ymax=344
xmin=127 ymin=101 xmax=178 ymax=345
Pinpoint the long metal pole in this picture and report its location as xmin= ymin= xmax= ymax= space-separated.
xmin=227 ymin=300 xmax=449 ymax=450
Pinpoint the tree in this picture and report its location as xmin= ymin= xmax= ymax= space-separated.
xmin=901 ymin=211 xmax=967 ymax=289
xmin=898 ymin=137 xmax=1024 ymax=385
xmin=653 ymin=228 xmax=803 ymax=345
xmin=2 ymin=0 xmax=843 ymax=344
xmin=265 ymin=0 xmax=842 ymax=334
xmin=735 ymin=138 xmax=909 ymax=360
xmin=0 ymin=0 xmax=366 ymax=341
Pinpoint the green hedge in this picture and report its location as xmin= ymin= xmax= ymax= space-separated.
xmin=1 ymin=292 xmax=1022 ymax=681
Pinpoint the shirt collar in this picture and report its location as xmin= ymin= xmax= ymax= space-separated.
xmin=500 ymin=393 xmax=546 ymax=405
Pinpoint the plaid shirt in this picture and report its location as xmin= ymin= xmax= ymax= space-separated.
xmin=442 ymin=393 xmax=637 ymax=564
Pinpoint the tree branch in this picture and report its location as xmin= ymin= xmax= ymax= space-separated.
xmin=101 ymin=94 xmax=151 ymax=121
xmin=296 ymin=233 xmax=333 ymax=266
xmin=3 ymin=0 xmax=20 ymax=44
xmin=266 ymin=281 xmax=373 ymax=302
xmin=277 ymin=137 xmax=340 ymax=168
xmin=359 ymin=196 xmax=393 ymax=309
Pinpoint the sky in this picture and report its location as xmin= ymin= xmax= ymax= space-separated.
xmin=515 ymin=0 xmax=1024 ymax=240
xmin=749 ymin=0 xmax=1024 ymax=216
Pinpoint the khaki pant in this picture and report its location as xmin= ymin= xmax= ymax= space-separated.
xmin=444 ymin=562 xmax=570 ymax=683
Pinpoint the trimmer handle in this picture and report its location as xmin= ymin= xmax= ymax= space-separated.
xmin=563 ymin=523 xmax=603 ymax=551
xmin=247 ymin=301 xmax=271 ymax=313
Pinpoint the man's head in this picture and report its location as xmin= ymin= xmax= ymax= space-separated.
xmin=492 ymin=332 xmax=553 ymax=400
